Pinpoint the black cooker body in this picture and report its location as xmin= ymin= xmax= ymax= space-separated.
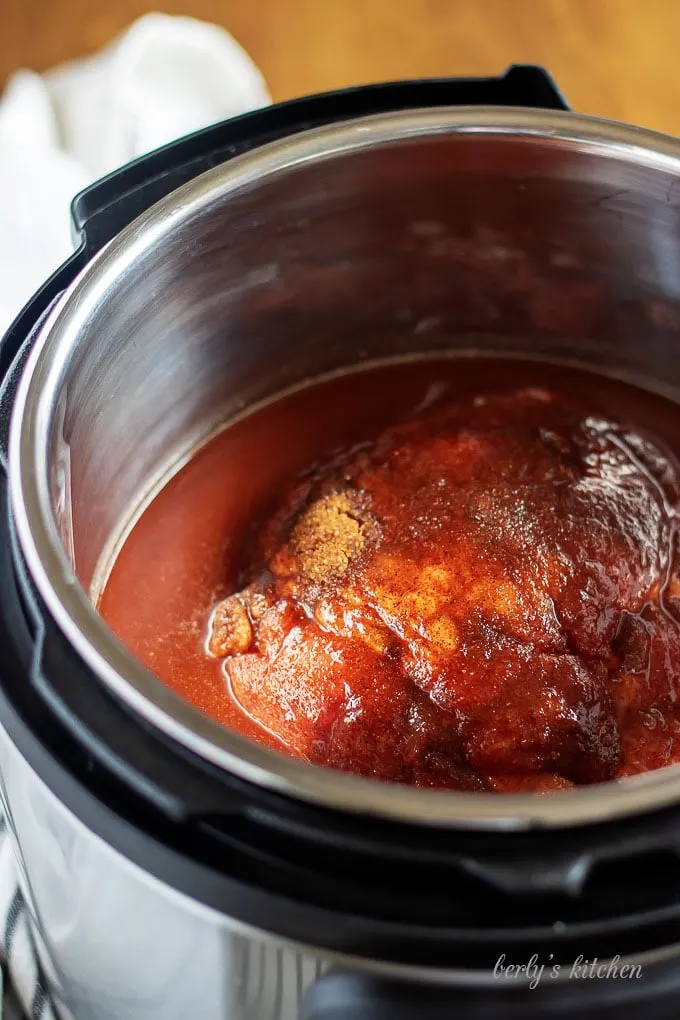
xmin=4 ymin=66 xmax=680 ymax=1020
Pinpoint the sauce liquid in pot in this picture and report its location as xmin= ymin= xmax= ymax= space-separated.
xmin=99 ymin=358 xmax=680 ymax=786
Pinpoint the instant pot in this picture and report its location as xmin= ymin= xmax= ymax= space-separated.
xmin=5 ymin=64 xmax=680 ymax=1019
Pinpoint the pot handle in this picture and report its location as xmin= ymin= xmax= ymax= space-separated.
xmin=70 ymin=65 xmax=568 ymax=256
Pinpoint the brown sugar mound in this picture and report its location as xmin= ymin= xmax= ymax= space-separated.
xmin=273 ymin=492 xmax=373 ymax=585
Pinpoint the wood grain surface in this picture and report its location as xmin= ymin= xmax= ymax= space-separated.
xmin=0 ymin=0 xmax=678 ymax=135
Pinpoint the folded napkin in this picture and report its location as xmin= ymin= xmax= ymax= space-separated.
xmin=0 ymin=15 xmax=270 ymax=1016
xmin=0 ymin=12 xmax=271 ymax=337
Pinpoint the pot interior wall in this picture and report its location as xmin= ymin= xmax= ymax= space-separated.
xmin=46 ymin=132 xmax=680 ymax=593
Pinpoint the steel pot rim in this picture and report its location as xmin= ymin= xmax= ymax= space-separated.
xmin=11 ymin=105 xmax=680 ymax=831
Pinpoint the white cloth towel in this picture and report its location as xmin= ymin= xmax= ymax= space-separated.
xmin=0 ymin=15 xmax=270 ymax=1015
xmin=0 ymin=12 xmax=271 ymax=337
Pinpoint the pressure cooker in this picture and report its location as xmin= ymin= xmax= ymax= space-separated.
xmin=4 ymin=64 xmax=680 ymax=1019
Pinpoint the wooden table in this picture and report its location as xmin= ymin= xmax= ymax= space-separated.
xmin=1 ymin=0 xmax=679 ymax=135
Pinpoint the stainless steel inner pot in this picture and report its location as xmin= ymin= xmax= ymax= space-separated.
xmin=11 ymin=106 xmax=680 ymax=830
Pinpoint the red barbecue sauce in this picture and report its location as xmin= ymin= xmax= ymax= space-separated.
xmin=99 ymin=359 xmax=680 ymax=792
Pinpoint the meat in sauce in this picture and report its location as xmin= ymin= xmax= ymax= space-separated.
xmin=207 ymin=386 xmax=680 ymax=792
xmin=99 ymin=359 xmax=680 ymax=792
